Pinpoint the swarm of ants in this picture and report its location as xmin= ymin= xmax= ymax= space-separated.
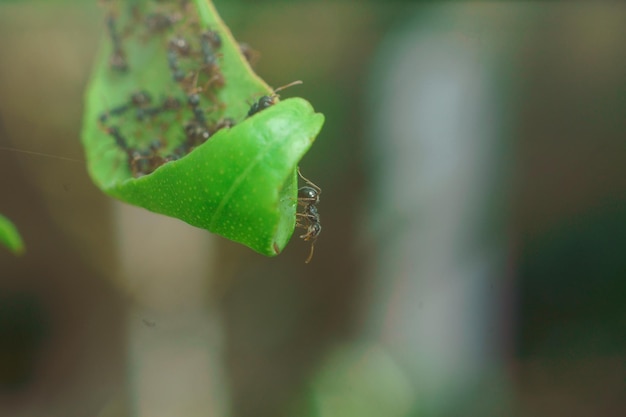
xmin=99 ymin=0 xmax=240 ymax=177
xmin=99 ymin=0 xmax=321 ymax=262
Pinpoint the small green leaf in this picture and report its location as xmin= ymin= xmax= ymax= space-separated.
xmin=81 ymin=0 xmax=324 ymax=256
xmin=0 ymin=214 xmax=25 ymax=255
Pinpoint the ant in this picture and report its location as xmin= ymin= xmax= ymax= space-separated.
xmin=135 ymin=90 xmax=153 ymax=106
xmin=187 ymin=91 xmax=207 ymax=125
xmin=198 ymin=31 xmax=225 ymax=89
xmin=130 ymin=90 xmax=152 ymax=107
xmin=211 ymin=117 xmax=235 ymax=132
xmin=182 ymin=69 xmax=225 ymax=124
xmin=161 ymin=95 xmax=182 ymax=111
xmin=200 ymin=29 xmax=222 ymax=51
xmin=105 ymin=125 xmax=128 ymax=149
xmin=239 ymin=42 xmax=260 ymax=67
xmin=99 ymin=90 xmax=153 ymax=123
xmin=106 ymin=13 xmax=128 ymax=72
xmin=136 ymin=95 xmax=183 ymax=121
xmin=105 ymin=126 xmax=166 ymax=177
xmin=296 ymin=167 xmax=321 ymax=263
xmin=182 ymin=72 xmax=217 ymax=132
xmin=183 ymin=119 xmax=211 ymax=147
xmin=247 ymin=80 xmax=302 ymax=118
xmin=167 ymin=50 xmax=185 ymax=82
xmin=167 ymin=36 xmax=195 ymax=82
xmin=145 ymin=11 xmax=181 ymax=34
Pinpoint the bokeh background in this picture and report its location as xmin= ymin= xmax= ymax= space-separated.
xmin=1 ymin=1 xmax=625 ymax=417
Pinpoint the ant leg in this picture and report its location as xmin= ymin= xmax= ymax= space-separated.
xmin=295 ymin=220 xmax=309 ymax=230
xmin=299 ymin=229 xmax=314 ymax=241
xmin=304 ymin=240 xmax=316 ymax=264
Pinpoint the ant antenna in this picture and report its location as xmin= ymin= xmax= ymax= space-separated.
xmin=273 ymin=80 xmax=303 ymax=94
xmin=305 ymin=241 xmax=315 ymax=264
xmin=297 ymin=166 xmax=321 ymax=194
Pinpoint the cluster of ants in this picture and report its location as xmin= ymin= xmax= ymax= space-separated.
xmin=100 ymin=0 xmax=321 ymax=262
xmin=101 ymin=0 xmax=237 ymax=177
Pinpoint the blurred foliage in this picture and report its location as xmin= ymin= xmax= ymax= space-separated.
xmin=0 ymin=293 xmax=48 ymax=391
xmin=303 ymin=344 xmax=415 ymax=417
xmin=0 ymin=214 xmax=24 ymax=255
xmin=519 ymin=201 xmax=626 ymax=357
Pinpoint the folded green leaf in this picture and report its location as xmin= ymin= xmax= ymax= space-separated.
xmin=81 ymin=0 xmax=324 ymax=255
xmin=0 ymin=214 xmax=25 ymax=255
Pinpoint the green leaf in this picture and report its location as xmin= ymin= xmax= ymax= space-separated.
xmin=0 ymin=214 xmax=25 ymax=255
xmin=81 ymin=0 xmax=324 ymax=256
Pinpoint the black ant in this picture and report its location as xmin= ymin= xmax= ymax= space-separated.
xmin=105 ymin=126 xmax=166 ymax=177
xmin=123 ymin=90 xmax=151 ymax=112
xmin=200 ymin=29 xmax=221 ymax=51
xmin=183 ymin=120 xmax=211 ymax=147
xmin=106 ymin=125 xmax=128 ymax=149
xmin=187 ymin=91 xmax=207 ymax=125
xmin=130 ymin=90 xmax=152 ymax=107
xmin=180 ymin=110 xmax=232 ymax=151
xmin=182 ymin=72 xmax=218 ymax=133
xmin=167 ymin=36 xmax=194 ymax=82
xmin=239 ymin=42 xmax=260 ymax=67
xmin=135 ymin=95 xmax=182 ymax=121
xmin=168 ymin=142 xmax=191 ymax=161
xmin=128 ymin=148 xmax=161 ymax=177
xmin=106 ymin=13 xmax=128 ymax=72
xmin=99 ymin=90 xmax=153 ymax=123
xmin=182 ymin=69 xmax=225 ymax=124
xmin=211 ymin=117 xmax=235 ymax=132
xmin=296 ymin=167 xmax=321 ymax=263
xmin=198 ymin=31 xmax=225 ymax=89
xmin=200 ymin=55 xmax=224 ymax=89
xmin=167 ymin=49 xmax=186 ymax=82
xmin=145 ymin=11 xmax=181 ymax=34
xmin=161 ymin=95 xmax=182 ymax=111
xmin=247 ymin=80 xmax=303 ymax=118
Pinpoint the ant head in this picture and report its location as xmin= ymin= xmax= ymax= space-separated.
xmin=298 ymin=186 xmax=319 ymax=205
xmin=246 ymin=81 xmax=303 ymax=118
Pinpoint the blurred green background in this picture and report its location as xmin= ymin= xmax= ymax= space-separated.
xmin=1 ymin=1 xmax=625 ymax=417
